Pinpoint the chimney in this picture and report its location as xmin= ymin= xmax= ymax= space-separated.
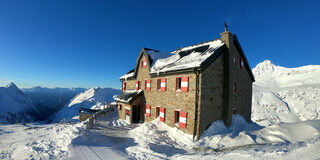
xmin=220 ymin=22 xmax=234 ymax=48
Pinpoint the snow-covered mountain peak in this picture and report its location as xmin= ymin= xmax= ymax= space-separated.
xmin=6 ymin=82 xmax=21 ymax=94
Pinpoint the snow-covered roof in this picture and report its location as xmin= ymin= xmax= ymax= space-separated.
xmin=119 ymin=39 xmax=224 ymax=79
xmin=113 ymin=90 xmax=143 ymax=103
xmin=119 ymin=72 xmax=134 ymax=80
xmin=150 ymin=39 xmax=224 ymax=74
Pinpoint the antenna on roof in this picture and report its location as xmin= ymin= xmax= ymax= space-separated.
xmin=224 ymin=22 xmax=228 ymax=32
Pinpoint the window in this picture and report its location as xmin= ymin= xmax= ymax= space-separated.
xmin=238 ymin=57 xmax=241 ymax=69
xmin=174 ymin=110 xmax=180 ymax=126
xmin=233 ymin=81 xmax=237 ymax=95
xmin=146 ymin=80 xmax=151 ymax=91
xmin=240 ymin=58 xmax=244 ymax=69
xmin=159 ymin=107 xmax=166 ymax=122
xmin=176 ymin=77 xmax=189 ymax=92
xmin=141 ymin=59 xmax=147 ymax=68
xmin=156 ymin=107 xmax=160 ymax=117
xmin=232 ymin=108 xmax=237 ymax=114
xmin=136 ymin=81 xmax=140 ymax=90
xmin=140 ymin=60 xmax=143 ymax=68
xmin=145 ymin=80 xmax=147 ymax=90
xmin=176 ymin=78 xmax=181 ymax=91
xmin=233 ymin=56 xmax=237 ymax=66
xmin=157 ymin=79 xmax=161 ymax=91
xmin=174 ymin=110 xmax=188 ymax=128
xmin=118 ymin=104 xmax=122 ymax=111
xmin=122 ymin=82 xmax=126 ymax=91
xmin=146 ymin=105 xmax=151 ymax=117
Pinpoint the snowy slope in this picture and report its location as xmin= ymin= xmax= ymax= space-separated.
xmin=252 ymin=60 xmax=320 ymax=125
xmin=53 ymin=87 xmax=121 ymax=122
xmin=23 ymin=87 xmax=86 ymax=113
xmin=0 ymin=83 xmax=41 ymax=123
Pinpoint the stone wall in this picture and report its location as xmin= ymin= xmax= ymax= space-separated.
xmin=198 ymin=54 xmax=225 ymax=136
xmin=122 ymin=54 xmax=197 ymax=135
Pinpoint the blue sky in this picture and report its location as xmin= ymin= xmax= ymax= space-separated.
xmin=0 ymin=0 xmax=319 ymax=89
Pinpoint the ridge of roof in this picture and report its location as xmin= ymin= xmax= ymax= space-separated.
xmin=172 ymin=38 xmax=221 ymax=53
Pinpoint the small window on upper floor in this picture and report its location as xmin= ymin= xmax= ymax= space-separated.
xmin=233 ymin=81 xmax=237 ymax=95
xmin=176 ymin=77 xmax=182 ymax=91
xmin=157 ymin=79 xmax=161 ymax=91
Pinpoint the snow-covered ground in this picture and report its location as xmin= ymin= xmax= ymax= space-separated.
xmin=0 ymin=122 xmax=84 ymax=159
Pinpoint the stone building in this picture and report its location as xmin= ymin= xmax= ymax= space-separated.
xmin=114 ymin=26 xmax=255 ymax=140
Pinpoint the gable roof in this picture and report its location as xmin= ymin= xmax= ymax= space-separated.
xmin=119 ymin=39 xmax=225 ymax=80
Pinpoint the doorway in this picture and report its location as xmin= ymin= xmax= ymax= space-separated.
xmin=132 ymin=105 xmax=142 ymax=123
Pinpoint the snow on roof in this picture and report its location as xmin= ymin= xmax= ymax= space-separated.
xmin=145 ymin=49 xmax=173 ymax=67
xmin=113 ymin=89 xmax=142 ymax=103
xmin=119 ymin=72 xmax=134 ymax=80
xmin=150 ymin=39 xmax=224 ymax=74
xmin=119 ymin=39 xmax=224 ymax=79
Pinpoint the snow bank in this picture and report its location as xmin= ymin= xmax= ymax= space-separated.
xmin=127 ymin=118 xmax=194 ymax=159
xmin=0 ymin=122 xmax=84 ymax=159
xmin=199 ymin=115 xmax=320 ymax=149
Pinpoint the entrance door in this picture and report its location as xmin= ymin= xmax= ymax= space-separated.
xmin=132 ymin=105 xmax=141 ymax=123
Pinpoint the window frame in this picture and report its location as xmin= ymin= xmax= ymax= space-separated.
xmin=233 ymin=81 xmax=237 ymax=95
xmin=176 ymin=77 xmax=182 ymax=92
xmin=174 ymin=110 xmax=180 ymax=126
xmin=157 ymin=79 xmax=161 ymax=91
xmin=156 ymin=106 xmax=160 ymax=117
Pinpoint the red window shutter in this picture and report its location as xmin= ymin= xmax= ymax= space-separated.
xmin=160 ymin=107 xmax=166 ymax=122
xmin=147 ymin=80 xmax=151 ymax=91
xmin=123 ymin=82 xmax=126 ymax=91
xmin=232 ymin=108 xmax=237 ymax=114
xmin=146 ymin=105 xmax=151 ymax=117
xmin=181 ymin=77 xmax=189 ymax=92
xmin=143 ymin=59 xmax=147 ymax=68
xmin=136 ymin=81 xmax=139 ymax=90
xmin=179 ymin=111 xmax=187 ymax=128
xmin=160 ymin=78 xmax=166 ymax=91
xmin=241 ymin=58 xmax=244 ymax=69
